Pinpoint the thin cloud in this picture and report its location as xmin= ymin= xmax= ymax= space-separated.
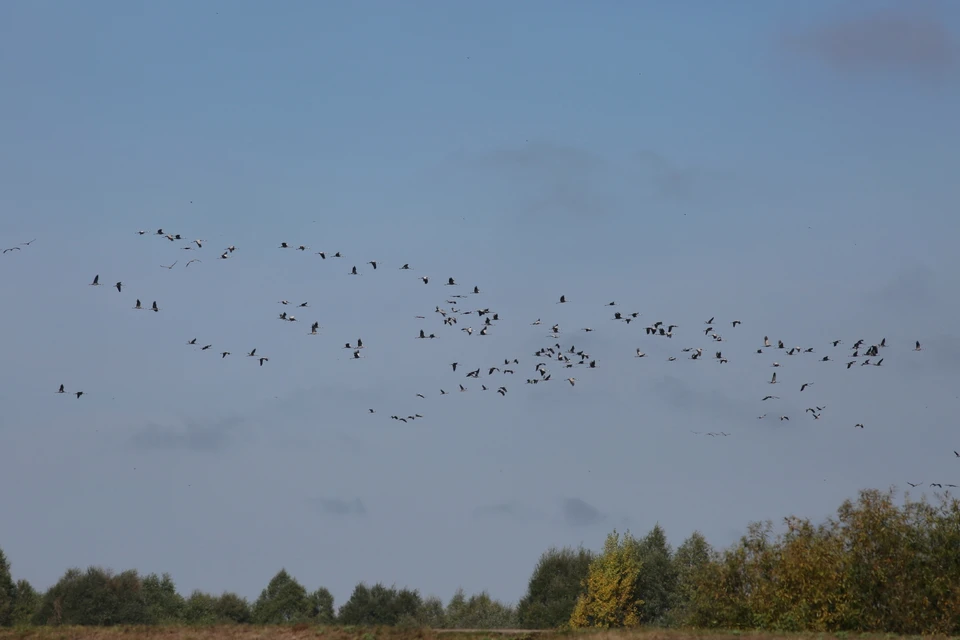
xmin=470 ymin=140 xmax=600 ymax=175
xmin=907 ymin=333 xmax=960 ymax=374
xmin=451 ymin=141 xmax=613 ymax=221
xmin=866 ymin=263 xmax=940 ymax=311
xmin=562 ymin=497 xmax=605 ymax=527
xmin=651 ymin=375 xmax=753 ymax=423
xmin=458 ymin=142 xmax=732 ymax=220
xmin=313 ymin=497 xmax=367 ymax=517
xmin=633 ymin=150 xmax=731 ymax=202
xmin=475 ymin=502 xmax=521 ymax=517
xmin=783 ymin=7 xmax=956 ymax=76
xmin=130 ymin=415 xmax=243 ymax=452
xmin=474 ymin=501 xmax=543 ymax=522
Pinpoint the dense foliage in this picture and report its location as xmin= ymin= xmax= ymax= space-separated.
xmin=3 ymin=488 xmax=960 ymax=633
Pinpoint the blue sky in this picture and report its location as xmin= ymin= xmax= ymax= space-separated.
xmin=1 ymin=0 xmax=959 ymax=608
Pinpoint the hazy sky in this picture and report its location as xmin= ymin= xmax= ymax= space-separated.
xmin=2 ymin=0 xmax=959 ymax=608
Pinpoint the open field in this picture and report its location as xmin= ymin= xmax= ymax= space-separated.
xmin=0 ymin=629 xmax=950 ymax=640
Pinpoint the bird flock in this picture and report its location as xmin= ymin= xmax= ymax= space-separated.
xmin=4 ymin=230 xmax=956 ymax=489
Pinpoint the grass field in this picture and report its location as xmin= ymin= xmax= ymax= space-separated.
xmin=0 ymin=628 xmax=941 ymax=640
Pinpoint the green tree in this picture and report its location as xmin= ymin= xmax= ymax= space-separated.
xmin=11 ymin=580 xmax=42 ymax=626
xmin=682 ymin=489 xmax=960 ymax=634
xmin=141 ymin=572 xmax=184 ymax=623
xmin=635 ymin=524 xmax=678 ymax=624
xmin=182 ymin=590 xmax=218 ymax=624
xmin=569 ymin=529 xmax=645 ymax=629
xmin=33 ymin=566 xmax=150 ymax=626
xmin=831 ymin=487 xmax=960 ymax=634
xmin=337 ymin=582 xmax=423 ymax=626
xmin=251 ymin=569 xmax=311 ymax=624
xmin=215 ymin=592 xmax=252 ymax=623
xmin=308 ymin=587 xmax=335 ymax=623
xmin=666 ymin=531 xmax=713 ymax=626
xmin=516 ymin=546 xmax=593 ymax=629
xmin=444 ymin=588 xmax=517 ymax=628
xmin=0 ymin=548 xmax=15 ymax=627
xmin=413 ymin=595 xmax=446 ymax=628
xmin=685 ymin=520 xmax=773 ymax=630
xmin=759 ymin=515 xmax=851 ymax=631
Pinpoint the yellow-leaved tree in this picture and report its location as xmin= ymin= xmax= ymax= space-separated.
xmin=568 ymin=529 xmax=644 ymax=628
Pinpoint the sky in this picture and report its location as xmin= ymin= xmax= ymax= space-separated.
xmin=1 ymin=0 xmax=960 ymax=609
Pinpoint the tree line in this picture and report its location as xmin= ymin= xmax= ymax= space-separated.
xmin=3 ymin=487 xmax=960 ymax=633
